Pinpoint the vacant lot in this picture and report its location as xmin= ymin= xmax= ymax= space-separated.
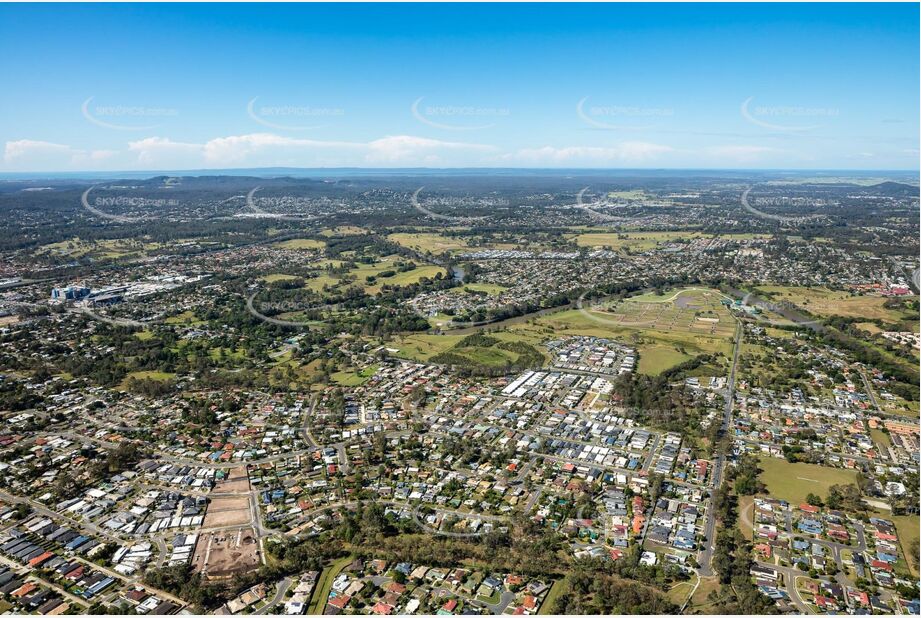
xmin=191 ymin=527 xmax=261 ymax=579
xmin=757 ymin=457 xmax=858 ymax=506
xmin=202 ymin=467 xmax=253 ymax=528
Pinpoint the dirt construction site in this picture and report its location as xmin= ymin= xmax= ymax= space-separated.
xmin=191 ymin=466 xmax=262 ymax=578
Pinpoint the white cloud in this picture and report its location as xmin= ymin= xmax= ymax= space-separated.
xmin=3 ymin=140 xmax=115 ymax=169
xmin=507 ymin=142 xmax=673 ymax=165
xmin=365 ymin=135 xmax=495 ymax=165
xmin=121 ymin=133 xmax=494 ymax=168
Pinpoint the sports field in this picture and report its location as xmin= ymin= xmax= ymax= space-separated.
xmin=757 ymin=456 xmax=858 ymax=506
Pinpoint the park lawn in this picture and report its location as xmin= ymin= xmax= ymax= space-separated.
xmin=427 ymin=312 xmax=461 ymax=327
xmin=365 ymin=264 xmax=445 ymax=294
xmin=274 ymin=238 xmax=325 ymax=250
xmin=307 ymin=555 xmax=354 ymax=615
xmin=121 ymin=370 xmax=176 ymax=389
xmin=331 ymin=364 xmax=378 ymax=386
xmin=164 ymin=310 xmax=204 ymax=325
xmin=262 ymin=273 xmax=301 ymax=283
xmin=304 ymin=273 xmax=340 ymax=293
xmin=451 ymin=282 xmax=508 ymax=296
xmin=685 ymin=576 xmax=721 ymax=613
xmin=893 ymin=515 xmax=920 ymax=577
xmin=665 ymin=580 xmax=695 ymax=607
xmin=388 ymin=232 xmax=472 ymax=254
xmin=757 ymin=457 xmax=858 ymax=506
xmin=306 ymin=256 xmax=444 ymax=295
xmin=209 ymin=347 xmax=246 ymax=362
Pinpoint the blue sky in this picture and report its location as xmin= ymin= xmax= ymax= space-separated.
xmin=0 ymin=3 xmax=917 ymax=172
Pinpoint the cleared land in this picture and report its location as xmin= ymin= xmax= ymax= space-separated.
xmin=191 ymin=528 xmax=261 ymax=579
xmin=572 ymin=231 xmax=709 ymax=251
xmin=202 ymin=467 xmax=254 ymax=528
xmin=274 ymin=238 xmax=326 ymax=250
xmin=893 ymin=515 xmax=920 ymax=577
xmin=757 ymin=457 xmax=858 ymax=506
xmin=755 ymin=285 xmax=918 ymax=325
xmin=388 ymin=232 xmax=472 ymax=254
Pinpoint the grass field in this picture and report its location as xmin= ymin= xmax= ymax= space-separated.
xmin=274 ymin=238 xmax=325 ymax=250
xmin=572 ymin=231 xmax=709 ymax=251
xmin=757 ymin=457 xmax=858 ymax=506
xmin=637 ymin=345 xmax=692 ymax=375
xmin=682 ymin=576 xmax=720 ymax=613
xmin=36 ymin=237 xmax=164 ymax=260
xmin=538 ymin=577 xmax=568 ymax=615
xmin=303 ymin=256 xmax=445 ymax=295
xmin=893 ymin=515 xmax=920 ymax=577
xmin=737 ymin=495 xmax=754 ymax=541
xmin=263 ymin=273 xmax=301 ymax=283
xmin=366 ymin=264 xmax=445 ymax=293
xmin=451 ymin=283 xmax=508 ymax=296
xmin=331 ymin=364 xmax=378 ymax=386
xmin=307 ymin=555 xmax=354 ymax=615
xmin=164 ymin=310 xmax=204 ymax=325
xmin=320 ymin=226 xmax=368 ymax=236
xmin=870 ymin=429 xmax=892 ymax=450
xmin=398 ymin=287 xmax=733 ymax=375
xmin=388 ymin=232 xmax=472 ymax=254
xmin=532 ymin=288 xmax=734 ymax=374
xmin=755 ymin=285 xmax=917 ymax=325
xmin=391 ymin=334 xmax=465 ymax=361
